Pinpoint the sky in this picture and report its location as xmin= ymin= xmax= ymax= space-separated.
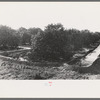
xmin=0 ymin=2 xmax=100 ymax=32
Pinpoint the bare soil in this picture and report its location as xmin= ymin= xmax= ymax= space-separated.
xmin=0 ymin=45 xmax=99 ymax=80
xmin=0 ymin=56 xmax=96 ymax=80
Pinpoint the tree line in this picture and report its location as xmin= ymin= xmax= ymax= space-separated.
xmin=0 ymin=25 xmax=42 ymax=50
xmin=0 ymin=24 xmax=100 ymax=62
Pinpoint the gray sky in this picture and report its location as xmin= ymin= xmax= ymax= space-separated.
xmin=0 ymin=2 xmax=100 ymax=32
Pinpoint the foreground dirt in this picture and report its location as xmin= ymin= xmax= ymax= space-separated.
xmin=0 ymin=45 xmax=99 ymax=80
xmin=0 ymin=56 xmax=98 ymax=80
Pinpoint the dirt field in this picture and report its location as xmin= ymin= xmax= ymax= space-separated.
xmin=0 ymin=55 xmax=97 ymax=80
xmin=0 ymin=45 xmax=99 ymax=80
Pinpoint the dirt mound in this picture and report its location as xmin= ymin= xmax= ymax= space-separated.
xmin=75 ymin=57 xmax=100 ymax=74
xmin=88 ymin=57 xmax=100 ymax=74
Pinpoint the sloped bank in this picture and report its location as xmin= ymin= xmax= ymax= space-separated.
xmin=75 ymin=46 xmax=100 ymax=74
xmin=71 ymin=42 xmax=100 ymax=74
xmin=76 ymin=57 xmax=100 ymax=74
xmin=87 ymin=56 xmax=100 ymax=74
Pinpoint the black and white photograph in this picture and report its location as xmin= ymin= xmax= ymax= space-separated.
xmin=0 ymin=2 xmax=100 ymax=80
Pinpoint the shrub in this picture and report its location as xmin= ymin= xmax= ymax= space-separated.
xmin=29 ymin=24 xmax=73 ymax=62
